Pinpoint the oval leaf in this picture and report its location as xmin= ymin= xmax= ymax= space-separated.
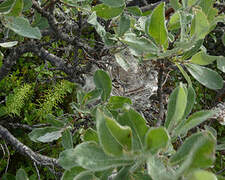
xmin=165 ymin=84 xmax=187 ymax=132
xmin=122 ymin=33 xmax=158 ymax=55
xmin=105 ymin=115 xmax=132 ymax=151
xmin=61 ymin=167 xmax=85 ymax=180
xmin=147 ymin=2 xmax=168 ymax=50
xmin=96 ymin=109 xmax=123 ymax=156
xmin=7 ymin=0 xmax=23 ymax=16
xmin=58 ymin=142 xmax=133 ymax=171
xmin=190 ymin=51 xmax=217 ymax=65
xmin=100 ymin=0 xmax=125 ymax=7
xmin=0 ymin=0 xmax=15 ymax=14
xmin=217 ymin=56 xmax=225 ymax=73
xmin=190 ymin=9 xmax=210 ymax=40
xmin=0 ymin=41 xmax=18 ymax=48
xmin=107 ymin=96 xmax=132 ymax=110
xmin=94 ymin=70 xmax=112 ymax=102
xmin=16 ymin=168 xmax=28 ymax=180
xmin=118 ymin=108 xmax=149 ymax=151
xmin=145 ymin=127 xmax=170 ymax=154
xmin=176 ymin=110 xmax=215 ymax=136
xmin=3 ymin=16 xmax=42 ymax=39
xmin=170 ymin=131 xmax=216 ymax=169
xmin=28 ymin=127 xmax=62 ymax=142
xmin=187 ymin=170 xmax=217 ymax=180
xmin=62 ymin=129 xmax=73 ymax=149
xmin=92 ymin=4 xmax=124 ymax=20
xmin=82 ymin=128 xmax=99 ymax=143
xmin=118 ymin=14 xmax=130 ymax=36
xmin=186 ymin=63 xmax=223 ymax=90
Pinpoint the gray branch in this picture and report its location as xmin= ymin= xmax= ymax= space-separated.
xmin=0 ymin=124 xmax=60 ymax=167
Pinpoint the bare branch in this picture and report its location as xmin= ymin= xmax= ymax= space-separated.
xmin=156 ymin=61 xmax=164 ymax=127
xmin=0 ymin=125 xmax=60 ymax=167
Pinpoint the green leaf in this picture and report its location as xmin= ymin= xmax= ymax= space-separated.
xmin=186 ymin=63 xmax=223 ymax=90
xmin=187 ymin=170 xmax=217 ymax=180
xmin=28 ymin=127 xmax=62 ymax=142
xmin=58 ymin=142 xmax=133 ymax=171
xmin=32 ymin=11 xmax=49 ymax=30
xmin=107 ymin=96 xmax=132 ymax=110
xmin=190 ymin=51 xmax=217 ymax=65
xmin=147 ymin=156 xmax=174 ymax=180
xmin=62 ymin=129 xmax=73 ymax=149
xmin=96 ymin=109 xmax=123 ymax=156
xmin=118 ymin=14 xmax=130 ymax=36
xmin=7 ymin=0 xmax=23 ymax=16
xmin=94 ymin=70 xmax=112 ymax=102
xmin=176 ymin=63 xmax=192 ymax=85
xmin=187 ymin=0 xmax=198 ymax=7
xmin=145 ymin=127 xmax=170 ymax=154
xmin=126 ymin=6 xmax=142 ymax=16
xmin=3 ymin=16 xmax=42 ymax=39
xmin=0 ymin=0 xmax=15 ymax=14
xmin=16 ymin=168 xmax=28 ymax=180
xmin=61 ymin=167 xmax=85 ymax=180
xmin=182 ymin=39 xmax=204 ymax=60
xmin=170 ymin=0 xmax=181 ymax=10
xmin=92 ymin=4 xmax=124 ymax=20
xmin=105 ymin=115 xmax=132 ymax=151
xmin=118 ymin=108 xmax=149 ymax=151
xmin=170 ymin=131 xmax=216 ymax=169
xmin=147 ymin=2 xmax=168 ymax=50
xmin=100 ymin=0 xmax=125 ymax=7
xmin=190 ymin=9 xmax=210 ymax=40
xmin=222 ymin=33 xmax=225 ymax=47
xmin=176 ymin=110 xmax=215 ymax=136
xmin=121 ymin=33 xmax=158 ymax=55
xmin=2 ymin=173 xmax=15 ymax=180
xmin=82 ymin=128 xmax=99 ymax=143
xmin=165 ymin=84 xmax=187 ymax=132
xmin=217 ymin=143 xmax=225 ymax=151
xmin=0 ymin=41 xmax=18 ymax=48
xmin=23 ymin=0 xmax=32 ymax=11
xmin=74 ymin=171 xmax=98 ymax=180
xmin=82 ymin=89 xmax=102 ymax=105
xmin=114 ymin=52 xmax=130 ymax=71
xmin=217 ymin=56 xmax=225 ymax=73
xmin=217 ymin=175 xmax=225 ymax=180
xmin=0 ymin=51 xmax=3 ymax=68
xmin=168 ymin=12 xmax=180 ymax=30
xmin=199 ymin=0 xmax=217 ymax=22
xmin=182 ymin=85 xmax=196 ymax=119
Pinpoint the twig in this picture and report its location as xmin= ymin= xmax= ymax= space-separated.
xmin=8 ymin=123 xmax=49 ymax=131
xmin=216 ymin=167 xmax=225 ymax=175
xmin=141 ymin=0 xmax=169 ymax=12
xmin=4 ymin=142 xmax=10 ymax=174
xmin=34 ymin=162 xmax=41 ymax=180
xmin=156 ymin=61 xmax=164 ymax=127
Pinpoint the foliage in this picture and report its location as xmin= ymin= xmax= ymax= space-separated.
xmin=56 ymin=70 xmax=219 ymax=179
xmin=0 ymin=0 xmax=225 ymax=179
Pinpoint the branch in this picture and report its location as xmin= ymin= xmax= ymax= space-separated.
xmin=32 ymin=0 xmax=95 ymax=53
xmin=141 ymin=0 xmax=169 ymax=12
xmin=0 ymin=42 xmax=37 ymax=81
xmin=156 ymin=61 xmax=164 ymax=127
xmin=0 ymin=42 xmax=83 ymax=83
xmin=0 ymin=125 xmax=60 ymax=167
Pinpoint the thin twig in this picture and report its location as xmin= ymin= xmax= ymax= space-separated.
xmin=4 ymin=142 xmax=10 ymax=174
xmin=156 ymin=61 xmax=164 ymax=127
xmin=34 ymin=162 xmax=41 ymax=180
xmin=141 ymin=0 xmax=169 ymax=12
